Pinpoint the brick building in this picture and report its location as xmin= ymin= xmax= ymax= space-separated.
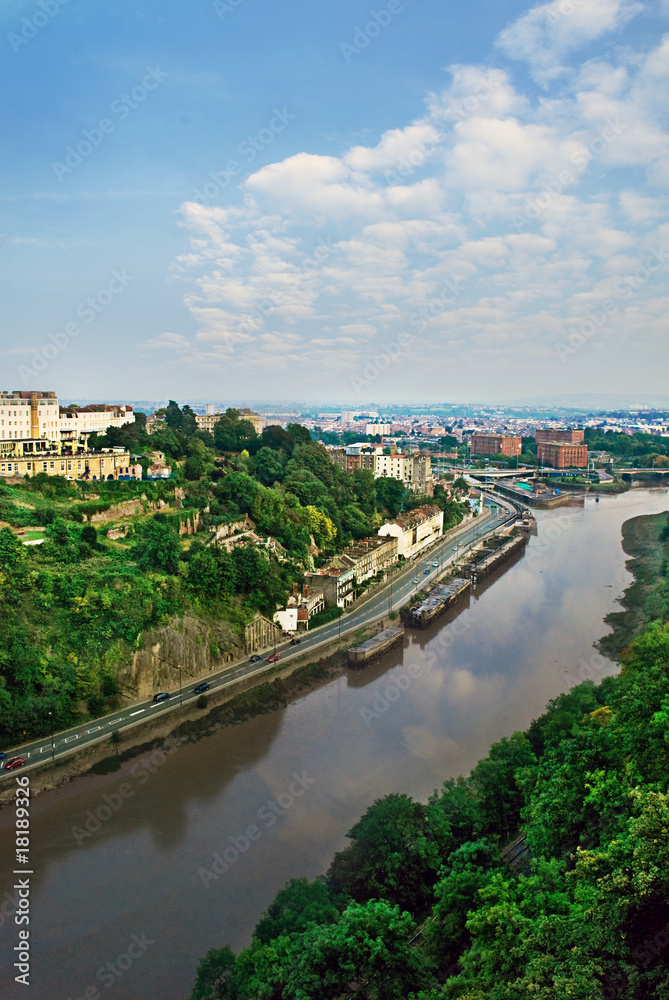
xmin=470 ymin=433 xmax=522 ymax=457
xmin=537 ymin=442 xmax=589 ymax=468
xmin=535 ymin=429 xmax=585 ymax=445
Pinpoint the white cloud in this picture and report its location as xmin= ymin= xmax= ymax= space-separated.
xmin=497 ymin=0 xmax=645 ymax=85
xmin=164 ymin=21 xmax=669 ymax=396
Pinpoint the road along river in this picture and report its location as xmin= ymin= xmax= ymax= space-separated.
xmin=0 ymin=488 xmax=667 ymax=1000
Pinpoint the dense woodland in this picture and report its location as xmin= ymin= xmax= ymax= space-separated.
xmin=0 ymin=406 xmax=465 ymax=743
xmin=189 ymin=513 xmax=669 ymax=1000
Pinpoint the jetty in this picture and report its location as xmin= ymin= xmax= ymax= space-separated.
xmin=348 ymin=627 xmax=404 ymax=668
xmin=405 ymin=577 xmax=471 ymax=630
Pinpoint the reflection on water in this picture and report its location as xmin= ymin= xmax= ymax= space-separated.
xmin=1 ymin=490 xmax=667 ymax=1000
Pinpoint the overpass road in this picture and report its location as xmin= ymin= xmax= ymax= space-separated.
xmin=0 ymin=495 xmax=520 ymax=781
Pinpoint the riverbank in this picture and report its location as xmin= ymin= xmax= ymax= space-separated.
xmin=0 ymin=626 xmax=379 ymax=807
xmin=599 ymin=506 xmax=669 ymax=657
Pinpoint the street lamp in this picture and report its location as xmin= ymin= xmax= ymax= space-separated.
xmin=178 ymin=663 xmax=183 ymax=707
xmin=48 ymin=709 xmax=55 ymax=761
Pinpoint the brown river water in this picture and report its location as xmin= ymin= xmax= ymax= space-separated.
xmin=1 ymin=488 xmax=668 ymax=1000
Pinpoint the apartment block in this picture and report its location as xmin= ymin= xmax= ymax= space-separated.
xmin=537 ymin=442 xmax=589 ymax=468
xmin=470 ymin=433 xmax=522 ymax=457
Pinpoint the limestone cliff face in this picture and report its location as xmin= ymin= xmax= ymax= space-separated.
xmin=118 ymin=616 xmax=244 ymax=700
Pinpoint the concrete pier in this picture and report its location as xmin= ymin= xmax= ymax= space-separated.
xmin=348 ymin=627 xmax=404 ymax=668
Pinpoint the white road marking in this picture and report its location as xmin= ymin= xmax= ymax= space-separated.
xmin=130 ymin=709 xmax=145 ymax=716
xmin=63 ymin=735 xmax=79 ymax=744
xmin=87 ymin=726 xmax=102 ymax=734
xmin=108 ymin=719 xmax=123 ymax=725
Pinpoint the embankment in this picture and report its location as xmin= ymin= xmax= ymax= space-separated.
xmin=599 ymin=507 xmax=669 ymax=657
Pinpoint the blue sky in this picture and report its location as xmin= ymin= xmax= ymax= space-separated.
xmin=1 ymin=0 xmax=668 ymax=404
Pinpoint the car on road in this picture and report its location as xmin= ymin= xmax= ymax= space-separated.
xmin=249 ymin=654 xmax=262 ymax=662
xmin=4 ymin=757 xmax=25 ymax=770
xmin=432 ymin=560 xmax=439 ymax=567
xmin=193 ymin=682 xmax=210 ymax=694
xmin=424 ymin=568 xmax=430 ymax=575
xmin=0 ymin=753 xmax=6 ymax=760
xmin=290 ymin=637 xmax=301 ymax=645
xmin=412 ymin=577 xmax=419 ymax=584
xmin=152 ymin=692 xmax=171 ymax=702
xmin=266 ymin=653 xmax=280 ymax=663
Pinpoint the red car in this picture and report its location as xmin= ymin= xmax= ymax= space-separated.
xmin=266 ymin=653 xmax=280 ymax=663
xmin=4 ymin=757 xmax=25 ymax=770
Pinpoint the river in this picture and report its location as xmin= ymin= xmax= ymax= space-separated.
xmin=1 ymin=488 xmax=668 ymax=1000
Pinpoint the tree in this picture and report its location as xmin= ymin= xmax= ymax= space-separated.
xmin=0 ymin=527 xmax=26 ymax=569
xmin=184 ymin=455 xmax=206 ymax=481
xmin=133 ymin=517 xmax=182 ymax=574
xmin=230 ymin=545 xmax=270 ymax=593
xmin=189 ymin=946 xmax=237 ymax=1000
xmin=375 ymin=476 xmax=405 ymax=517
xmin=81 ymin=525 xmax=98 ymax=548
xmin=327 ymin=793 xmax=438 ymax=912
xmin=254 ymin=878 xmax=338 ymax=945
xmin=254 ymin=447 xmax=287 ymax=485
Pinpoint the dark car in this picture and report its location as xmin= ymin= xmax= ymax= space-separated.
xmin=424 ymin=568 xmax=430 ymax=575
xmin=193 ymin=682 xmax=210 ymax=694
xmin=249 ymin=654 xmax=262 ymax=662
xmin=0 ymin=752 xmax=6 ymax=760
xmin=152 ymin=692 xmax=171 ymax=702
xmin=290 ymin=637 xmax=301 ymax=646
xmin=282 ymin=631 xmax=291 ymax=637
xmin=4 ymin=757 xmax=25 ymax=770
xmin=266 ymin=653 xmax=280 ymax=663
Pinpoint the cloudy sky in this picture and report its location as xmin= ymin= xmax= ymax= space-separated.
xmin=2 ymin=0 xmax=668 ymax=404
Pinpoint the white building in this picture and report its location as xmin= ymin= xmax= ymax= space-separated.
xmin=0 ymin=390 xmax=60 ymax=446
xmin=378 ymin=505 xmax=444 ymax=560
xmin=59 ymin=404 xmax=135 ymax=444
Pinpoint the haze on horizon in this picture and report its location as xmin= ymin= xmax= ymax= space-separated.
xmin=2 ymin=0 xmax=668 ymax=404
